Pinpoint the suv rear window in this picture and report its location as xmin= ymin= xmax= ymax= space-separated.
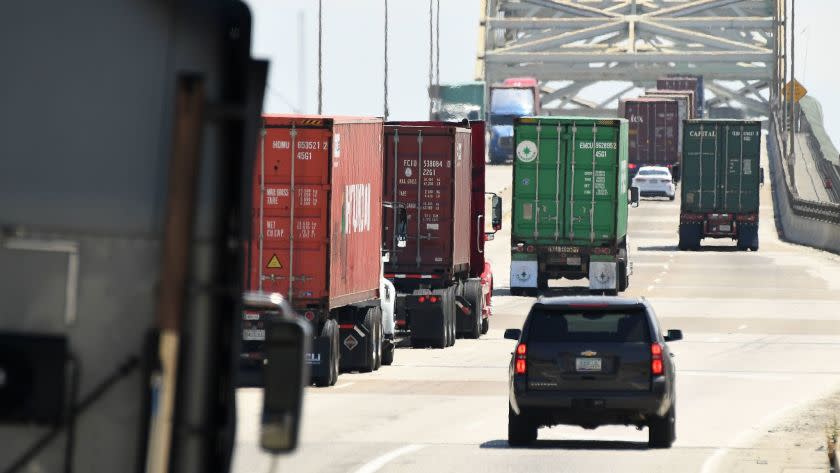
xmin=527 ymin=308 xmax=650 ymax=343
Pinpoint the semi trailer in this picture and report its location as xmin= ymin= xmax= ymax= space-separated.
xmin=243 ymin=114 xmax=401 ymax=387
xmin=382 ymin=121 xmax=502 ymax=347
xmin=510 ymin=117 xmax=638 ymax=295
xmin=678 ymin=120 xmax=763 ymax=251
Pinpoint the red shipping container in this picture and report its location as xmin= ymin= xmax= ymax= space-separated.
xmin=248 ymin=115 xmax=383 ymax=310
xmin=620 ymin=98 xmax=680 ymax=169
xmin=382 ymin=123 xmax=472 ymax=278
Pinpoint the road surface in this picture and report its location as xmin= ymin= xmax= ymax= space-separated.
xmin=232 ymin=144 xmax=840 ymax=473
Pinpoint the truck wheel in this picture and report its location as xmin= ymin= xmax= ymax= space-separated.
xmin=313 ymin=320 xmax=339 ymax=387
xmin=537 ymin=276 xmax=549 ymax=292
xmin=510 ymin=287 xmax=525 ymax=296
xmin=360 ymin=308 xmax=377 ymax=372
xmin=481 ymin=317 xmax=489 ymax=335
xmin=463 ymin=279 xmax=483 ymax=339
xmin=508 ymin=405 xmax=537 ymax=447
xmin=446 ymin=286 xmax=457 ymax=347
xmin=648 ymin=404 xmax=676 ymax=449
xmin=428 ymin=289 xmax=447 ymax=349
xmin=617 ymin=261 xmax=629 ymax=293
xmin=372 ymin=307 xmax=383 ymax=370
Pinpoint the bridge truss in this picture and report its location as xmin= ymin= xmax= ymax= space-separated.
xmin=477 ymin=0 xmax=778 ymax=118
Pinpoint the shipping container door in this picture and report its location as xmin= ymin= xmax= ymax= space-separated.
xmin=252 ymin=125 xmax=330 ymax=300
xmin=721 ymin=123 xmax=761 ymax=212
xmin=383 ymin=128 xmax=455 ymax=273
xmin=653 ymin=102 xmax=677 ymax=166
xmin=512 ymin=122 xmax=566 ymax=242
xmin=624 ymin=102 xmax=647 ymax=167
xmin=682 ymin=122 xmax=719 ymax=212
xmin=566 ymin=122 xmax=620 ymax=242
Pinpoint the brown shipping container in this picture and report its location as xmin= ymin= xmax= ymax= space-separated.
xmin=645 ymin=89 xmax=695 ymax=119
xmin=249 ymin=114 xmax=384 ymax=310
xmin=383 ymin=123 xmax=472 ymax=278
xmin=656 ymin=77 xmax=702 ymax=116
xmin=620 ymin=98 xmax=680 ymax=169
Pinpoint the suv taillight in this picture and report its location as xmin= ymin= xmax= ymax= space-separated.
xmin=515 ymin=343 xmax=527 ymax=374
xmin=651 ymin=342 xmax=664 ymax=376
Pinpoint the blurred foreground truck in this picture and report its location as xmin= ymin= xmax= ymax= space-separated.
xmin=510 ymin=117 xmax=638 ymax=295
xmin=382 ymin=121 xmax=502 ymax=347
xmin=678 ymin=120 xmax=763 ymax=251
xmin=243 ymin=115 xmax=395 ymax=387
xmin=488 ymin=77 xmax=541 ymax=164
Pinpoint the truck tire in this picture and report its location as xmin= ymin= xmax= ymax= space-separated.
xmin=313 ymin=320 xmax=339 ymax=387
xmin=510 ymin=287 xmax=525 ymax=296
xmin=537 ymin=275 xmax=549 ymax=292
xmin=360 ymin=308 xmax=377 ymax=372
xmin=463 ymin=279 xmax=483 ymax=339
xmin=617 ymin=260 xmax=629 ymax=293
xmin=508 ymin=405 xmax=537 ymax=447
xmin=737 ymin=225 xmax=759 ymax=252
xmin=678 ymin=224 xmax=700 ymax=251
xmin=445 ymin=286 xmax=456 ymax=347
xmin=648 ymin=404 xmax=676 ymax=449
xmin=371 ymin=306 xmax=383 ymax=370
xmin=481 ymin=317 xmax=489 ymax=335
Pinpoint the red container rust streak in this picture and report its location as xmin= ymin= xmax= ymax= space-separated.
xmin=248 ymin=115 xmax=383 ymax=310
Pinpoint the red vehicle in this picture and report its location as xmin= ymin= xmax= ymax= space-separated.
xmin=243 ymin=114 xmax=392 ymax=387
xmin=382 ymin=121 xmax=502 ymax=347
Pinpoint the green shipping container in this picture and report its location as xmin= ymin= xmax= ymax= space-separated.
xmin=681 ymin=120 xmax=761 ymax=214
xmin=679 ymin=119 xmax=762 ymax=251
xmin=511 ymin=117 xmax=631 ymax=294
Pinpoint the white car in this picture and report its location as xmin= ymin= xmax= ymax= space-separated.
xmin=632 ymin=166 xmax=676 ymax=200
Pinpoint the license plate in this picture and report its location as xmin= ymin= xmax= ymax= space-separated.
xmin=566 ymin=257 xmax=581 ymax=266
xmin=575 ymin=357 xmax=602 ymax=372
xmin=242 ymin=329 xmax=265 ymax=341
xmin=719 ymin=224 xmax=731 ymax=232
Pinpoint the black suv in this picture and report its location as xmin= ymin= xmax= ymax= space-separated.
xmin=504 ymin=296 xmax=682 ymax=448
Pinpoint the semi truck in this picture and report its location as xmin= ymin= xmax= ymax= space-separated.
xmin=488 ymin=77 xmax=541 ymax=164
xmin=430 ymin=82 xmax=485 ymax=121
xmin=657 ymin=75 xmax=705 ymax=118
xmin=382 ymin=121 xmax=502 ymax=347
xmin=244 ymin=114 xmax=402 ymax=387
xmin=620 ymin=97 xmax=682 ymax=180
xmin=678 ymin=120 xmax=763 ymax=251
xmin=510 ymin=117 xmax=638 ymax=295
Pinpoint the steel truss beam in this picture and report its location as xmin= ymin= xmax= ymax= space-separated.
xmin=478 ymin=0 xmax=776 ymax=118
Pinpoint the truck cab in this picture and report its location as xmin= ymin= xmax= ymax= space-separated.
xmin=488 ymin=77 xmax=540 ymax=164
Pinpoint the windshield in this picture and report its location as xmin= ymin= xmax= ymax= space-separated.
xmin=490 ymin=88 xmax=535 ymax=115
xmin=638 ymin=169 xmax=671 ymax=177
xmin=528 ymin=309 xmax=650 ymax=343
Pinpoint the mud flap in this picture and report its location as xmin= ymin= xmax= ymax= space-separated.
xmin=338 ymin=320 xmax=371 ymax=371
xmin=308 ymin=335 xmax=331 ymax=382
xmin=510 ymin=260 xmax=538 ymax=288
xmin=589 ymin=262 xmax=618 ymax=291
xmin=454 ymin=295 xmax=474 ymax=333
xmin=408 ymin=305 xmax=445 ymax=341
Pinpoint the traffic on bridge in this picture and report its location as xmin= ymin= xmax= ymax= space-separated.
xmin=2 ymin=1 xmax=840 ymax=473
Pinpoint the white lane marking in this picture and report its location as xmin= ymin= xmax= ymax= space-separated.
xmin=647 ymin=285 xmax=655 ymax=291
xmin=352 ymin=444 xmax=426 ymax=473
xmin=333 ymin=382 xmax=355 ymax=390
xmin=738 ymin=324 xmax=748 ymax=330
xmin=681 ymin=371 xmax=790 ymax=381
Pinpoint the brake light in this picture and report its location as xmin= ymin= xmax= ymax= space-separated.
xmin=515 ymin=343 xmax=527 ymax=374
xmin=629 ymin=163 xmax=638 ymax=169
xmin=651 ymin=343 xmax=664 ymax=376
xmin=418 ymin=296 xmax=427 ymax=303
xmin=429 ymin=296 xmax=439 ymax=303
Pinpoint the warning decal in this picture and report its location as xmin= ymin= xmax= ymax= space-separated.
xmin=266 ymin=254 xmax=283 ymax=269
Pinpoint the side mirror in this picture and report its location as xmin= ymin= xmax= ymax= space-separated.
xmin=664 ymin=329 xmax=683 ymax=342
xmin=629 ymin=186 xmax=640 ymax=208
xmin=503 ymin=328 xmax=522 ymax=340
xmin=490 ymin=194 xmax=503 ymax=231
xmin=397 ymin=207 xmax=408 ymax=248
xmin=760 ymin=167 xmax=765 ymax=186
xmin=259 ymin=306 xmax=311 ymax=453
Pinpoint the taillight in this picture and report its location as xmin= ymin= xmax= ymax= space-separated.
xmin=651 ymin=343 xmax=664 ymax=376
xmin=515 ymin=343 xmax=527 ymax=374
xmin=418 ymin=296 xmax=427 ymax=303
xmin=429 ymin=296 xmax=439 ymax=303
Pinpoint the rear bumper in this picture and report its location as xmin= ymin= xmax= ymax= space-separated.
xmin=512 ymin=377 xmax=670 ymax=423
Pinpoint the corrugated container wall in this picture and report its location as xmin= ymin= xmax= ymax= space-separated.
xmin=619 ymin=98 xmax=680 ymax=169
xmin=469 ymin=121 xmax=487 ymax=277
xmin=250 ymin=115 xmax=383 ymax=310
xmin=512 ymin=117 xmax=629 ymax=246
xmin=383 ymin=123 xmax=473 ymax=278
xmin=657 ymin=76 xmax=704 ymax=117
xmin=681 ymin=120 xmax=762 ymax=213
xmin=645 ymin=89 xmax=695 ymax=119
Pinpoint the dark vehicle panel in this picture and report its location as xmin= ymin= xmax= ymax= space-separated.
xmin=525 ymin=307 xmax=653 ymax=392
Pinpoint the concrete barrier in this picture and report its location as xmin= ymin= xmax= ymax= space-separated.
xmin=767 ymin=116 xmax=840 ymax=254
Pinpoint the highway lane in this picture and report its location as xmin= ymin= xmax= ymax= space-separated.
xmin=232 ymin=142 xmax=840 ymax=473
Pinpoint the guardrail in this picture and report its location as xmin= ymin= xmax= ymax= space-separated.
xmin=767 ymin=113 xmax=840 ymax=253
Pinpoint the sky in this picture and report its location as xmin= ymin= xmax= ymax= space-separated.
xmin=245 ymin=0 xmax=839 ymax=145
